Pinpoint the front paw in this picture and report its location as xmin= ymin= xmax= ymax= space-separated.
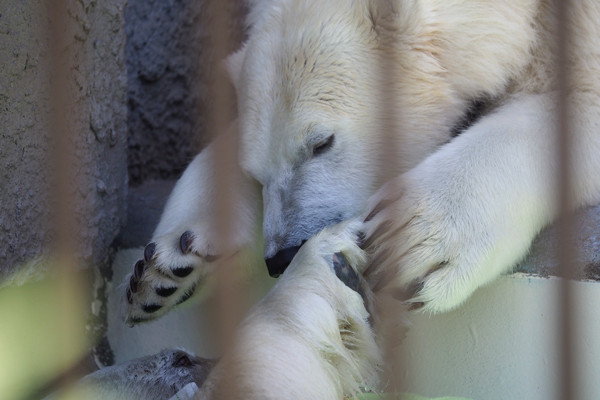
xmin=361 ymin=171 xmax=497 ymax=314
xmin=124 ymin=229 xmax=219 ymax=325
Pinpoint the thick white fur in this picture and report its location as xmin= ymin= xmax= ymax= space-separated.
xmin=127 ymin=0 xmax=600 ymax=319
xmin=124 ymin=126 xmax=261 ymax=324
xmin=193 ymin=221 xmax=380 ymax=400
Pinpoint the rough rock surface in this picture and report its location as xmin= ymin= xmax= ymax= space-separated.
xmin=516 ymin=205 xmax=600 ymax=280
xmin=125 ymin=0 xmax=247 ymax=185
xmin=0 ymin=0 xmax=128 ymax=277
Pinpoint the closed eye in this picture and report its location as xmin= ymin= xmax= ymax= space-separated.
xmin=312 ymin=134 xmax=335 ymax=156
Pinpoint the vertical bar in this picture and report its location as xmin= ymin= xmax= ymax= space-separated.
xmin=47 ymin=0 xmax=86 ymax=394
xmin=374 ymin=5 xmax=405 ymax=395
xmin=555 ymin=0 xmax=577 ymax=399
xmin=203 ymin=0 xmax=246 ymax=387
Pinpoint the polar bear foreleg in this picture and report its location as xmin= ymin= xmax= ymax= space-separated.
xmin=363 ymin=92 xmax=600 ymax=313
xmin=123 ymin=126 xmax=261 ymax=324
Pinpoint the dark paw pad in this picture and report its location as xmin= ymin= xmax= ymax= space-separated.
xmin=332 ymin=252 xmax=360 ymax=293
xmin=144 ymin=242 xmax=156 ymax=262
xmin=332 ymin=252 xmax=367 ymax=305
xmin=172 ymin=266 xmax=194 ymax=278
xmin=156 ymin=286 xmax=178 ymax=297
xmin=142 ymin=304 xmax=163 ymax=314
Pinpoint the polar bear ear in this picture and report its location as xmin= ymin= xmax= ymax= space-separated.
xmin=225 ymin=45 xmax=246 ymax=91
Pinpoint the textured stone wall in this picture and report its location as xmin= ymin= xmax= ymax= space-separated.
xmin=0 ymin=1 xmax=49 ymax=276
xmin=125 ymin=0 xmax=247 ymax=185
xmin=0 ymin=0 xmax=128 ymax=277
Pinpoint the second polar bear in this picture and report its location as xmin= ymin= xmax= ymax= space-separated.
xmin=125 ymin=0 xmax=600 ymax=322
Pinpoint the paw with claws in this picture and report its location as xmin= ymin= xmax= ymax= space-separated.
xmin=361 ymin=157 xmax=520 ymax=314
xmin=122 ymin=136 xmax=260 ymax=326
xmin=124 ymin=229 xmax=221 ymax=326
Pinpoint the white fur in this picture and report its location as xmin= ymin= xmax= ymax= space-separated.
xmin=194 ymin=221 xmax=380 ymax=400
xmin=124 ymin=125 xmax=261 ymax=324
xmin=60 ymin=223 xmax=378 ymax=400
xmin=126 ymin=0 xmax=600 ymax=319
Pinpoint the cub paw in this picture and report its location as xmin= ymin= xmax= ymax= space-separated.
xmin=124 ymin=229 xmax=220 ymax=326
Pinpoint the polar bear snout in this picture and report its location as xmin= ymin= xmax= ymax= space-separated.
xmin=265 ymin=243 xmax=304 ymax=277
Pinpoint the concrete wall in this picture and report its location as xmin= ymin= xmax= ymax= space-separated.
xmin=0 ymin=0 xmax=128 ymax=277
xmin=0 ymin=1 xmax=49 ymax=276
xmin=125 ymin=0 xmax=247 ymax=185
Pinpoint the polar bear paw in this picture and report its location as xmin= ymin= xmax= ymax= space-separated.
xmin=361 ymin=171 xmax=493 ymax=314
xmin=124 ymin=229 xmax=220 ymax=325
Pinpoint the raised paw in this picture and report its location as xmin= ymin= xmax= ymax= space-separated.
xmin=124 ymin=229 xmax=220 ymax=326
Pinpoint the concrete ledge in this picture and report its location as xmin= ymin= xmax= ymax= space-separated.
xmin=515 ymin=205 xmax=600 ymax=279
xmin=397 ymin=274 xmax=600 ymax=400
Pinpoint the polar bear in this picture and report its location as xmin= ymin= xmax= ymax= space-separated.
xmin=190 ymin=221 xmax=380 ymax=399
xmin=57 ymin=223 xmax=380 ymax=399
xmin=124 ymin=0 xmax=600 ymax=323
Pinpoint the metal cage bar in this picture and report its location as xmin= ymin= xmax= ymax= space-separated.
xmin=556 ymin=0 xmax=578 ymax=399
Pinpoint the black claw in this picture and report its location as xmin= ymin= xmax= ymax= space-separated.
xmin=176 ymin=286 xmax=197 ymax=305
xmin=408 ymin=301 xmax=425 ymax=311
xmin=406 ymin=280 xmax=425 ymax=299
xmin=144 ymin=242 xmax=156 ymax=262
xmin=129 ymin=275 xmax=139 ymax=293
xmin=333 ymin=252 xmax=359 ymax=292
xmin=129 ymin=316 xmax=147 ymax=325
xmin=134 ymin=260 xmax=145 ymax=280
xmin=142 ymin=304 xmax=162 ymax=313
xmin=126 ymin=288 xmax=133 ymax=304
xmin=364 ymin=199 xmax=386 ymax=222
xmin=172 ymin=266 xmax=194 ymax=278
xmin=156 ymin=286 xmax=178 ymax=297
xmin=180 ymin=231 xmax=194 ymax=254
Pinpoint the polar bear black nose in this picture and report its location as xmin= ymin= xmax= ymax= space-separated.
xmin=265 ymin=245 xmax=302 ymax=277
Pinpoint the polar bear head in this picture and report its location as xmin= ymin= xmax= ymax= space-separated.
xmin=227 ymin=0 xmax=461 ymax=275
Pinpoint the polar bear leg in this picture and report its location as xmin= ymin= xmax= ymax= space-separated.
xmin=124 ymin=128 xmax=261 ymax=324
xmin=364 ymin=92 xmax=600 ymax=313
